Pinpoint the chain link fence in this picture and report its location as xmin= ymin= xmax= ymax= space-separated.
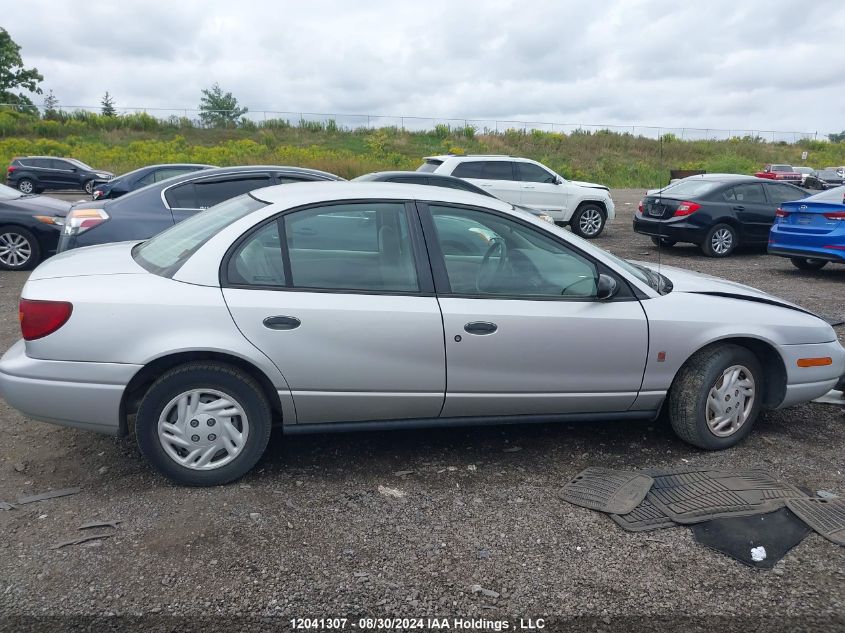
xmin=1 ymin=103 xmax=820 ymax=143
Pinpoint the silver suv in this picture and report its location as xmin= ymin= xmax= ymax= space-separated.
xmin=418 ymin=154 xmax=614 ymax=238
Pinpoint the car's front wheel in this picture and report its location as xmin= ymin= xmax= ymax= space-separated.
xmin=790 ymin=257 xmax=828 ymax=271
xmin=0 ymin=225 xmax=41 ymax=270
xmin=668 ymin=344 xmax=763 ymax=450
xmin=701 ymin=223 xmax=738 ymax=257
xmin=570 ymin=204 xmax=606 ymax=238
xmin=136 ymin=362 xmax=273 ymax=486
xmin=83 ymin=180 xmax=95 ymax=195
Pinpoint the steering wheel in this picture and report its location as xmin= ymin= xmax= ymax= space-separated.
xmin=476 ymin=238 xmax=508 ymax=292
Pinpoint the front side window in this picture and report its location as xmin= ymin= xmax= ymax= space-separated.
xmin=134 ymin=194 xmax=268 ymax=276
xmin=429 ymin=205 xmax=597 ymax=298
xmin=517 ymin=162 xmax=556 ymax=183
xmin=283 ymin=202 xmax=419 ymax=292
xmin=766 ymin=183 xmax=804 ymax=204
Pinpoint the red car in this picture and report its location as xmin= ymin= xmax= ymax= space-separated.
xmin=754 ymin=164 xmax=802 ymax=183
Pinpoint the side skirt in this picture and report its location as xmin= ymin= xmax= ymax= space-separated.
xmin=282 ymin=410 xmax=658 ymax=435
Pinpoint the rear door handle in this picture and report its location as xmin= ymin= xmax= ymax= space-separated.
xmin=263 ymin=316 xmax=301 ymax=330
xmin=732 ymin=205 xmax=745 ymax=211
xmin=464 ymin=321 xmax=497 ymax=335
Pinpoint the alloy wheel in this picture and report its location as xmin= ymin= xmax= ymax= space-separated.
xmin=710 ymin=227 xmax=733 ymax=255
xmin=157 ymin=388 xmax=250 ymax=471
xmin=578 ymin=208 xmax=603 ymax=236
xmin=0 ymin=232 xmax=33 ymax=268
xmin=18 ymin=180 xmax=34 ymax=194
xmin=705 ymin=364 xmax=755 ymax=437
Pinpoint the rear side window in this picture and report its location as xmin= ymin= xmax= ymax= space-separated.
xmin=227 ymin=222 xmax=286 ymax=287
xmin=766 ymin=183 xmax=804 ymax=204
xmin=195 ymin=176 xmax=272 ymax=209
xmin=134 ymin=194 xmax=268 ymax=276
xmin=723 ymin=183 xmax=766 ymax=203
xmin=417 ymin=160 xmax=442 ymax=173
xmin=451 ymin=162 xmax=484 ymax=179
xmin=165 ymin=181 xmax=198 ymax=208
xmin=480 ymin=161 xmax=515 ymax=181
xmin=432 ymin=177 xmax=491 ymax=196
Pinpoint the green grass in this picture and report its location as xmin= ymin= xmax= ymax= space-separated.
xmin=1 ymin=109 xmax=843 ymax=188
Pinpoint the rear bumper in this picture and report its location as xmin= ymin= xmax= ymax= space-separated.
xmin=632 ymin=216 xmax=704 ymax=243
xmin=0 ymin=340 xmax=141 ymax=435
xmin=768 ymin=245 xmax=845 ymax=263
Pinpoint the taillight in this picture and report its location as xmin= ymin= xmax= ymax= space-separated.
xmin=637 ymin=200 xmax=643 ymax=214
xmin=62 ymin=208 xmax=109 ymax=237
xmin=7 ymin=165 xmax=16 ymax=173
xmin=673 ymin=201 xmax=700 ymax=217
xmin=19 ymin=299 xmax=73 ymax=340
xmin=823 ymin=211 xmax=845 ymax=221
xmin=775 ymin=208 xmax=790 ymax=218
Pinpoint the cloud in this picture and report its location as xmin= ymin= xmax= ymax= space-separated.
xmin=4 ymin=0 xmax=844 ymax=134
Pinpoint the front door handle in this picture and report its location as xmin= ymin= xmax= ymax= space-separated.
xmin=263 ymin=316 xmax=301 ymax=330
xmin=732 ymin=205 xmax=745 ymax=211
xmin=464 ymin=321 xmax=497 ymax=335
xmin=523 ymin=185 xmax=535 ymax=189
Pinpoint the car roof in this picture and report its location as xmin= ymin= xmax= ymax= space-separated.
xmin=423 ymin=154 xmax=524 ymax=162
xmin=353 ymin=171 xmax=468 ymax=181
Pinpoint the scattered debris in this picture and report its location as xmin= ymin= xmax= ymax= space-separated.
xmin=0 ymin=502 xmax=16 ymax=511
xmin=817 ymin=490 xmax=838 ymax=500
xmin=17 ymin=488 xmax=81 ymax=505
xmin=50 ymin=533 xmax=114 ymax=550
xmin=469 ymin=584 xmax=500 ymax=599
xmin=751 ymin=546 xmax=767 ymax=562
xmin=467 ymin=465 xmax=477 ymax=472
xmin=814 ymin=390 xmax=844 ymax=406
xmin=249 ymin=513 xmax=261 ymax=520
xmin=377 ymin=485 xmax=406 ymax=499
xmin=97 ymin=466 xmax=109 ymax=475
xmin=78 ymin=520 xmax=121 ymax=531
xmin=502 ymin=446 xmax=522 ymax=453
xmin=13 ymin=462 xmax=27 ymax=473
xmin=393 ymin=470 xmax=415 ymax=477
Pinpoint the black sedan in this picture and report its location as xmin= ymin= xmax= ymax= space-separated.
xmin=92 ymin=163 xmax=216 ymax=200
xmin=58 ymin=165 xmax=344 ymax=252
xmin=633 ymin=175 xmax=807 ymax=257
xmin=804 ymin=169 xmax=845 ymax=191
xmin=0 ymin=183 xmax=70 ymax=270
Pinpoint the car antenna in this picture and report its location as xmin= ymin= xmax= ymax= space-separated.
xmin=656 ymin=182 xmax=663 ymax=287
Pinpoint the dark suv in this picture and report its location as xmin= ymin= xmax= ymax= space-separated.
xmin=6 ymin=156 xmax=114 ymax=195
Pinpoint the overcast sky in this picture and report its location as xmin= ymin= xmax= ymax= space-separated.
xmin=5 ymin=0 xmax=845 ymax=134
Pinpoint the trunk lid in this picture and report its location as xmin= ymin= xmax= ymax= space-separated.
xmin=640 ymin=195 xmax=684 ymax=220
xmin=28 ymin=241 xmax=147 ymax=281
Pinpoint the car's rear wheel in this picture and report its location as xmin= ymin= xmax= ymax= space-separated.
xmin=570 ymin=204 xmax=606 ymax=238
xmin=790 ymin=257 xmax=828 ymax=271
xmin=668 ymin=344 xmax=763 ymax=450
xmin=650 ymin=236 xmax=677 ymax=248
xmin=0 ymin=225 xmax=40 ymax=270
xmin=136 ymin=362 xmax=272 ymax=486
xmin=17 ymin=178 xmax=35 ymax=194
xmin=701 ymin=223 xmax=738 ymax=257
xmin=83 ymin=180 xmax=95 ymax=195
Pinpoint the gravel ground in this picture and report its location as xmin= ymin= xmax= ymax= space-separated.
xmin=0 ymin=189 xmax=843 ymax=632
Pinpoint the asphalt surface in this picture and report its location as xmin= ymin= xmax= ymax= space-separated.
xmin=0 ymin=189 xmax=843 ymax=632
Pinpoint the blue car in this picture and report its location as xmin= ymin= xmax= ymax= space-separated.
xmin=768 ymin=185 xmax=845 ymax=270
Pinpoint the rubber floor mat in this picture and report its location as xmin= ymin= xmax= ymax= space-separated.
xmin=690 ymin=508 xmax=811 ymax=569
xmin=786 ymin=497 xmax=845 ymax=546
xmin=610 ymin=493 xmax=677 ymax=532
xmin=559 ymin=467 xmax=653 ymax=515
xmin=647 ymin=469 xmax=804 ymax=524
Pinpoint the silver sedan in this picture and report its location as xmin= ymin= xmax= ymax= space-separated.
xmin=1 ymin=183 xmax=843 ymax=485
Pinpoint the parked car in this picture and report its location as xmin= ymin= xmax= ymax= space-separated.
xmin=6 ymin=156 xmax=114 ymax=195
xmin=352 ymin=170 xmax=554 ymax=223
xmin=754 ymin=164 xmax=802 ymax=184
xmin=92 ymin=163 xmax=215 ymax=200
xmin=58 ymin=165 xmax=344 ymax=252
xmin=1 ymin=182 xmax=842 ymax=485
xmin=803 ymin=169 xmax=845 ymax=190
xmin=633 ymin=175 xmax=806 ymax=257
xmin=417 ymin=155 xmax=614 ymax=238
xmin=0 ymin=183 xmax=70 ymax=270
xmin=791 ymin=166 xmax=815 ymax=186
xmin=768 ymin=186 xmax=845 ymax=270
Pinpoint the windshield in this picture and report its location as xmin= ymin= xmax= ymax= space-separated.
xmin=0 ymin=183 xmax=23 ymax=200
xmin=656 ymin=180 xmax=720 ymax=198
xmin=68 ymin=158 xmax=94 ymax=170
xmin=133 ymin=193 xmax=268 ymax=276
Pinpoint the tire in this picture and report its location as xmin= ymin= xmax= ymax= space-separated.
xmin=83 ymin=180 xmax=95 ymax=195
xmin=0 ymin=225 xmax=41 ymax=270
xmin=701 ymin=223 xmax=738 ymax=257
xmin=17 ymin=178 xmax=35 ymax=194
xmin=790 ymin=257 xmax=827 ymax=271
xmin=668 ymin=344 xmax=764 ymax=450
xmin=570 ymin=204 xmax=606 ymax=238
xmin=650 ymin=236 xmax=677 ymax=248
xmin=136 ymin=362 xmax=273 ymax=486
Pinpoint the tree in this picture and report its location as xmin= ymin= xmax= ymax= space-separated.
xmin=198 ymin=82 xmax=247 ymax=128
xmin=829 ymin=130 xmax=845 ymax=144
xmin=100 ymin=91 xmax=116 ymax=117
xmin=0 ymin=28 xmax=43 ymax=111
xmin=42 ymin=89 xmax=59 ymax=119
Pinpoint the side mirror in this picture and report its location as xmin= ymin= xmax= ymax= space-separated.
xmin=595 ymin=274 xmax=618 ymax=300
xmin=555 ymin=176 xmax=563 ymax=185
